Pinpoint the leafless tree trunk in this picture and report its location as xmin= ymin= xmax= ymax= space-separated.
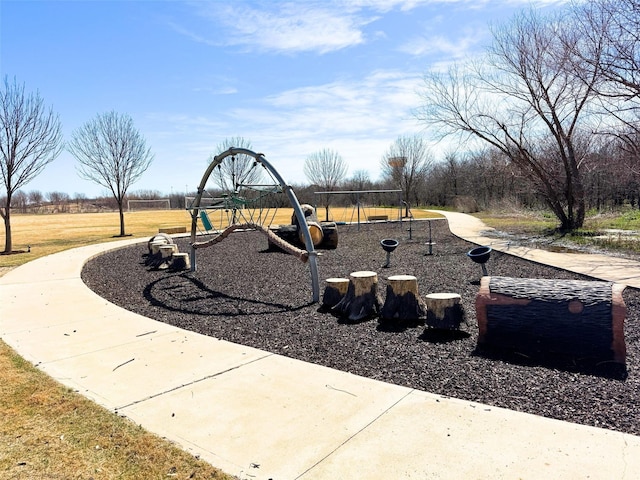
xmin=0 ymin=76 xmax=63 ymax=252
xmin=417 ymin=9 xmax=600 ymax=231
xmin=68 ymin=111 xmax=153 ymax=236
xmin=380 ymin=134 xmax=433 ymax=217
xmin=304 ymin=148 xmax=347 ymax=221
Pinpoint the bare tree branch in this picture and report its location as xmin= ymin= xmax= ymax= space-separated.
xmin=416 ymin=9 xmax=600 ymax=230
xmin=211 ymin=136 xmax=264 ymax=192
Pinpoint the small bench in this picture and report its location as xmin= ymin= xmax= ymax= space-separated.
xmin=159 ymin=226 xmax=187 ymax=234
xmin=368 ymin=215 xmax=389 ymax=222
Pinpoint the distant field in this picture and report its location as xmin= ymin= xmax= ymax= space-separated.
xmin=0 ymin=207 xmax=439 ymax=268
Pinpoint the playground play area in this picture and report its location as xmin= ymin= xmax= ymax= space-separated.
xmin=83 ymin=218 xmax=640 ymax=437
xmin=66 ymin=148 xmax=635 ymax=439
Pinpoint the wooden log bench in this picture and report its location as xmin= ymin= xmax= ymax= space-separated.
xmin=333 ymin=271 xmax=381 ymax=322
xmin=425 ymin=293 xmax=464 ymax=330
xmin=380 ymin=275 xmax=426 ymax=328
xmin=475 ymin=276 xmax=626 ymax=365
xmin=159 ymin=226 xmax=187 ymax=234
xmin=368 ymin=215 xmax=389 ymax=222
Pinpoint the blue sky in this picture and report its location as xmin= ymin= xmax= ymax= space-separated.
xmin=1 ymin=0 xmax=568 ymax=198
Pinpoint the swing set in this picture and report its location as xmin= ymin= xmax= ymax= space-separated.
xmin=313 ymin=189 xmax=403 ymax=229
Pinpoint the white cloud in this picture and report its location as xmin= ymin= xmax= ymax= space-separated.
xmin=399 ymin=27 xmax=486 ymax=58
xmin=191 ymin=2 xmax=372 ymax=54
xmin=209 ymin=70 xmax=426 ymax=180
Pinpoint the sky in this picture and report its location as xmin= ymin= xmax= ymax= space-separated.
xmin=1 ymin=0 xmax=569 ymax=198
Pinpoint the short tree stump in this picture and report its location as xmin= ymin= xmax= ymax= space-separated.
xmin=380 ymin=275 xmax=426 ymax=328
xmin=170 ymin=252 xmax=191 ymax=271
xmin=322 ymin=278 xmax=350 ymax=308
xmin=333 ymin=271 xmax=381 ymax=322
xmin=425 ymin=293 xmax=464 ymax=330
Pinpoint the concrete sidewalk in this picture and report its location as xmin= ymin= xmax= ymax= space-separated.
xmin=435 ymin=209 xmax=640 ymax=288
xmin=2 ymin=216 xmax=640 ymax=479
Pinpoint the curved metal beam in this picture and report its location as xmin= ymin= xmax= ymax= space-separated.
xmin=189 ymin=147 xmax=320 ymax=303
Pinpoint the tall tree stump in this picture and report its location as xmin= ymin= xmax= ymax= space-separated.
xmin=333 ymin=271 xmax=381 ymax=322
xmin=147 ymin=239 xmax=175 ymax=268
xmin=150 ymin=241 xmax=167 ymax=255
xmin=475 ymin=276 xmax=626 ymax=366
xmin=160 ymin=244 xmax=178 ymax=256
xmin=322 ymin=278 xmax=350 ymax=308
xmin=158 ymin=244 xmax=178 ymax=270
xmin=425 ymin=293 xmax=464 ymax=330
xmin=380 ymin=275 xmax=426 ymax=328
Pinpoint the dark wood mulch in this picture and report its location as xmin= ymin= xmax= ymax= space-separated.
xmin=82 ymin=220 xmax=640 ymax=435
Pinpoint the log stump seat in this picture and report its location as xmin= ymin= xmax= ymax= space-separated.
xmin=425 ymin=293 xmax=464 ymax=330
xmin=322 ymin=278 xmax=350 ymax=309
xmin=157 ymin=244 xmax=178 ymax=270
xmin=146 ymin=234 xmax=176 ymax=268
xmin=170 ymin=252 xmax=191 ymax=271
xmin=380 ymin=275 xmax=426 ymax=328
xmin=333 ymin=271 xmax=381 ymax=322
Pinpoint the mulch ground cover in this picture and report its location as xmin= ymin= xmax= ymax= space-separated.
xmin=82 ymin=219 xmax=640 ymax=435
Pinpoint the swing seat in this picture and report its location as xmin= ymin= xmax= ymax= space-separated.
xmin=199 ymin=210 xmax=213 ymax=231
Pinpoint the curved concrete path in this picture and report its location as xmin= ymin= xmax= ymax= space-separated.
xmin=435 ymin=210 xmax=640 ymax=288
xmin=1 ymin=214 xmax=640 ymax=479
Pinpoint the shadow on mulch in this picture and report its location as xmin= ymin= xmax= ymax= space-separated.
xmin=472 ymin=345 xmax=628 ymax=380
xmin=143 ymin=274 xmax=312 ymax=317
xmin=419 ymin=328 xmax=472 ymax=343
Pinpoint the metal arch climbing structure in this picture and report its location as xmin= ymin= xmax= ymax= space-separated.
xmin=188 ymin=147 xmax=320 ymax=303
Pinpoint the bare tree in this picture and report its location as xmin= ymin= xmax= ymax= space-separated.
xmin=348 ymin=169 xmax=373 ymax=191
xmin=68 ymin=111 xmax=153 ymax=236
xmin=47 ymin=191 xmax=70 ymax=213
xmin=0 ymin=77 xmax=63 ymax=252
xmin=12 ymin=190 xmax=28 ymax=213
xmin=417 ymin=9 xmax=601 ymax=230
xmin=304 ymin=148 xmax=348 ymax=221
xmin=211 ymin=137 xmax=263 ymax=193
xmin=28 ymin=189 xmax=43 ymax=206
xmin=573 ymin=0 xmax=640 ymax=157
xmin=380 ymin=134 xmax=433 ymax=216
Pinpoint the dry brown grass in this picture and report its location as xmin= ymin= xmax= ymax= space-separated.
xmin=0 ymin=340 xmax=232 ymax=480
xmin=1 ymin=207 xmax=437 ymax=268
xmin=0 ymin=207 xmax=440 ymax=478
